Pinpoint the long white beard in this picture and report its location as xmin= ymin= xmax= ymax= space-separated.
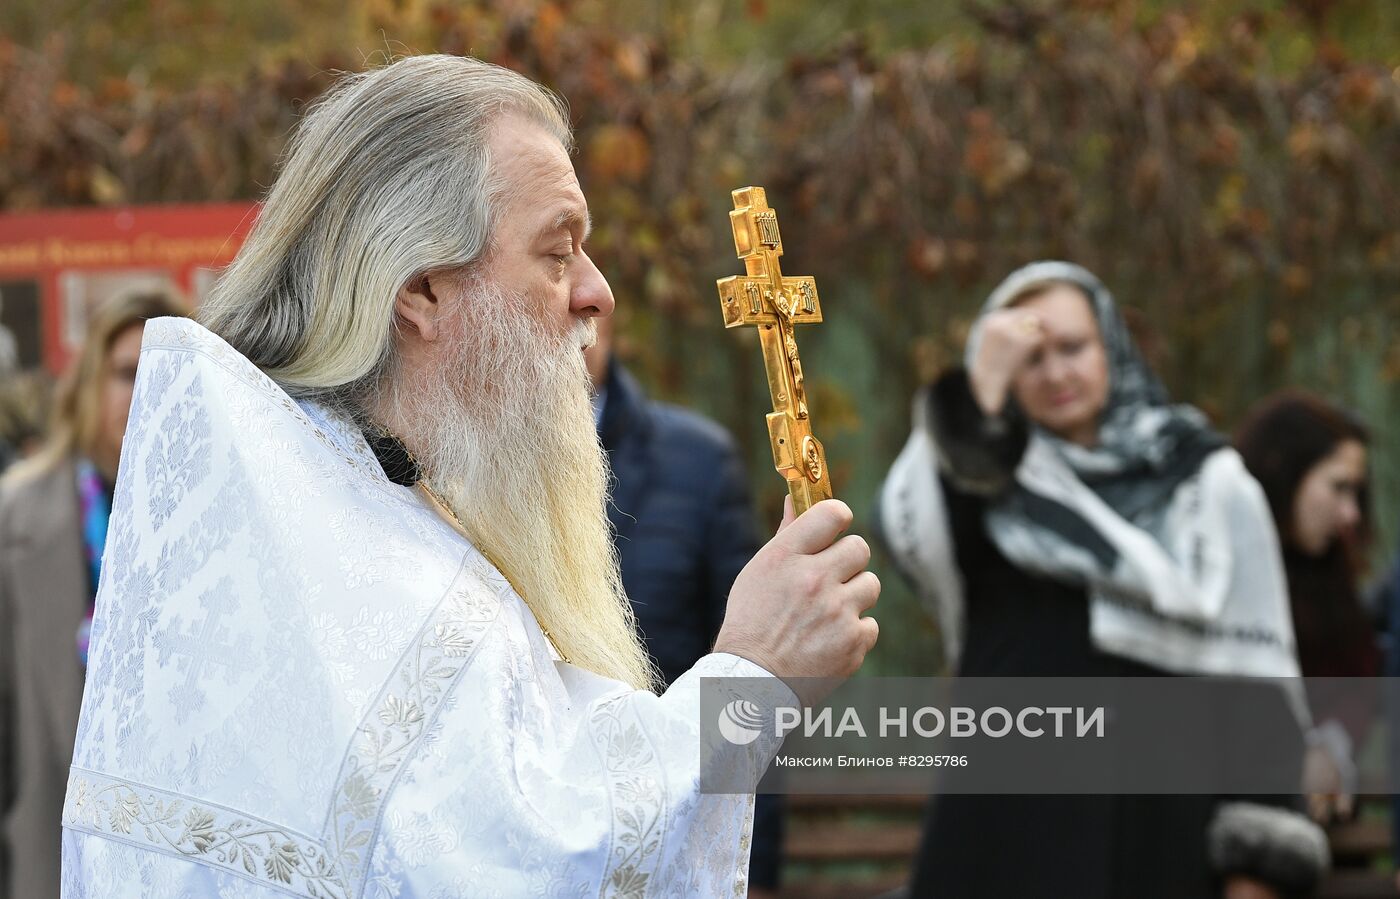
xmin=378 ymin=278 xmax=657 ymax=693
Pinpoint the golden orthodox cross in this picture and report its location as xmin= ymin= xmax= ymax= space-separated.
xmin=716 ymin=186 xmax=833 ymax=516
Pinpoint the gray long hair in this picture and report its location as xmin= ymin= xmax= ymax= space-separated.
xmin=200 ymin=55 xmax=571 ymax=404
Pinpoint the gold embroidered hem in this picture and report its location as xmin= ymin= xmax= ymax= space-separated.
xmin=65 ymin=768 xmax=349 ymax=899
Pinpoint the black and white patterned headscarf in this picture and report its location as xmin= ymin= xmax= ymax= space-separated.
xmin=968 ymin=261 xmax=1225 ymax=548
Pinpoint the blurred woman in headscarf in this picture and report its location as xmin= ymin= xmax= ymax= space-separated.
xmin=878 ymin=262 xmax=1327 ymax=899
xmin=0 ymin=288 xmax=186 ymax=899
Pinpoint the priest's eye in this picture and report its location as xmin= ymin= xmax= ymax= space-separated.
xmin=552 ymin=254 xmax=570 ymax=269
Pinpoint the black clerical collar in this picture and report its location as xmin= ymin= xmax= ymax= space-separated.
xmin=363 ymin=426 xmax=422 ymax=487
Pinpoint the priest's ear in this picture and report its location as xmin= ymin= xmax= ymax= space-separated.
xmin=395 ymin=274 xmax=443 ymax=342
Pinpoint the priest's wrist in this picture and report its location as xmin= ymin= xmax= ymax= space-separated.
xmin=711 ymin=640 xmax=781 ymax=684
xmin=710 ymin=640 xmax=834 ymax=708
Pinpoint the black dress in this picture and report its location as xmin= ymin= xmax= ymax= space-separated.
xmin=908 ymin=467 xmax=1218 ymax=898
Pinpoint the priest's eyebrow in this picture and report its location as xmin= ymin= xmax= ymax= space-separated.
xmin=544 ymin=207 xmax=592 ymax=245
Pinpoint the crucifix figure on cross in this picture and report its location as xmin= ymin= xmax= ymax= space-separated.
xmin=716 ymin=186 xmax=833 ymax=516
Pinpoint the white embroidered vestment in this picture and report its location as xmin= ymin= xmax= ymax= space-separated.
xmin=61 ymin=318 xmax=789 ymax=899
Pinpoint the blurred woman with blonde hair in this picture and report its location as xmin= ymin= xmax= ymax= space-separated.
xmin=0 ymin=287 xmax=186 ymax=899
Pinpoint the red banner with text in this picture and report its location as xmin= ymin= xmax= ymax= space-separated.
xmin=0 ymin=203 xmax=257 ymax=373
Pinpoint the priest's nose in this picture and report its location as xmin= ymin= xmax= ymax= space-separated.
xmin=571 ymin=249 xmax=615 ymax=319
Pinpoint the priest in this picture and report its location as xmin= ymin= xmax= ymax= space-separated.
xmin=61 ymin=55 xmax=880 ymax=897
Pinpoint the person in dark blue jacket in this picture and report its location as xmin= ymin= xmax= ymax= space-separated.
xmin=587 ymin=320 xmax=783 ymax=897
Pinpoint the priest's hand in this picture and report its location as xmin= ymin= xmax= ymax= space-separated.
xmin=714 ymin=496 xmax=879 ymax=706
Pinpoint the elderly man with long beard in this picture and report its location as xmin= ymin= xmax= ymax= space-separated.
xmin=59 ymin=54 xmax=879 ymax=898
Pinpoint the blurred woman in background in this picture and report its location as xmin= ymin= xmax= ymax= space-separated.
xmin=0 ymin=289 xmax=185 ymax=899
xmin=1236 ymin=391 xmax=1376 ymax=679
xmin=1236 ymin=392 xmax=1379 ymax=824
xmin=879 ymin=261 xmax=1327 ymax=899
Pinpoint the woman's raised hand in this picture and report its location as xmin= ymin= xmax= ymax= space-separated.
xmin=968 ymin=308 xmax=1045 ymax=416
